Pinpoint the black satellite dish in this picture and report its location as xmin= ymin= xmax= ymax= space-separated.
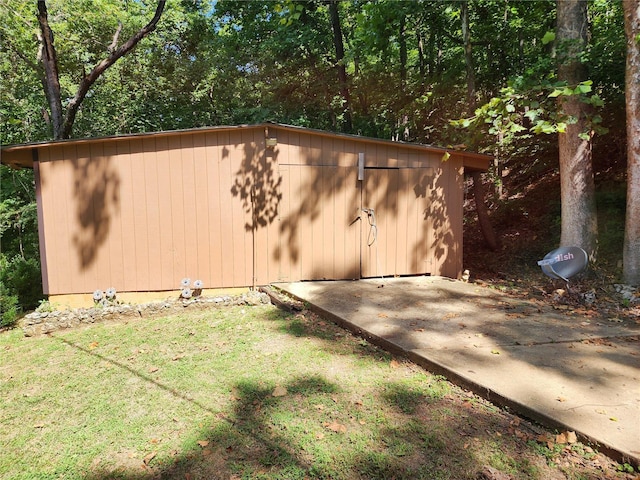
xmin=537 ymin=246 xmax=588 ymax=282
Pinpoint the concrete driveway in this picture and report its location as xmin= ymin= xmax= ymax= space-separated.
xmin=275 ymin=276 xmax=640 ymax=466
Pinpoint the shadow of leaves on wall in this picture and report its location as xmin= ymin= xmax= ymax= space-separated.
xmin=231 ymin=144 xmax=282 ymax=232
xmin=71 ymin=152 xmax=120 ymax=270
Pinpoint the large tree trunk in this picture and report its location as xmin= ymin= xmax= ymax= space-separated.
xmin=623 ymin=0 xmax=640 ymax=284
xmin=37 ymin=0 xmax=166 ymax=140
xmin=556 ymin=0 xmax=598 ymax=260
xmin=328 ymin=0 xmax=352 ymax=133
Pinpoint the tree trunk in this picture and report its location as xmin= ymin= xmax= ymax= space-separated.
xmin=328 ymin=0 xmax=352 ymax=133
xmin=416 ymin=30 xmax=425 ymax=91
xmin=399 ymin=14 xmax=407 ymax=90
xmin=36 ymin=1 xmax=63 ymax=139
xmin=460 ymin=0 xmax=497 ymax=251
xmin=461 ymin=1 xmax=476 ymax=106
xmin=556 ymin=0 xmax=598 ymax=260
xmin=623 ymin=0 xmax=640 ymax=284
xmin=472 ymin=171 xmax=498 ymax=251
xmin=37 ymin=0 xmax=166 ymax=140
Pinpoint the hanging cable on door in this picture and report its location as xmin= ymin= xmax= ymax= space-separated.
xmin=362 ymin=208 xmax=377 ymax=246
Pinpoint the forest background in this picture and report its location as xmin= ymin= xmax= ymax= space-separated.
xmin=0 ymin=0 xmax=635 ymax=324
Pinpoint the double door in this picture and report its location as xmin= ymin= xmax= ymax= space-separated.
xmin=272 ymin=164 xmax=434 ymax=282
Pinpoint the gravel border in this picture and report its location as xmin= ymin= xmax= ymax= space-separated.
xmin=19 ymin=291 xmax=271 ymax=337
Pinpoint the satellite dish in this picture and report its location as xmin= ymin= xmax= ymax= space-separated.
xmin=537 ymin=246 xmax=588 ymax=282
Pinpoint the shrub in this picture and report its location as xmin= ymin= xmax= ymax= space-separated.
xmin=0 ymin=278 xmax=20 ymax=327
xmin=0 ymin=254 xmax=43 ymax=311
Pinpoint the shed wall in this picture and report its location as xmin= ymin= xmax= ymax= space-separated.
xmin=35 ymin=126 xmax=465 ymax=295
xmin=271 ymin=127 xmax=463 ymax=280
xmin=37 ymin=130 xmax=260 ymax=294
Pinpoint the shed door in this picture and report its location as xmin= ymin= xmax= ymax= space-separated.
xmin=361 ymin=167 xmax=434 ymax=278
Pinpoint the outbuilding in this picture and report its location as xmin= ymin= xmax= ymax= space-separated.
xmin=1 ymin=123 xmax=490 ymax=305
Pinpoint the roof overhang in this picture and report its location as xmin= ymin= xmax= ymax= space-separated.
xmin=1 ymin=123 xmax=491 ymax=171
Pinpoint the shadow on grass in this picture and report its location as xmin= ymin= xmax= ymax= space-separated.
xmin=82 ymin=375 xmax=492 ymax=480
xmin=73 ymin=307 xmax=545 ymax=480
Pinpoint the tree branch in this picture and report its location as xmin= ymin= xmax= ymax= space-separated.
xmin=108 ymin=22 xmax=123 ymax=53
xmin=62 ymin=0 xmax=166 ymax=138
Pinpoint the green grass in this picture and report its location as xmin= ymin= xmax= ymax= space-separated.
xmin=0 ymin=304 xmax=627 ymax=479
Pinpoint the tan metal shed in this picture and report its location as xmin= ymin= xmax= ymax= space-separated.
xmin=1 ymin=123 xmax=490 ymax=300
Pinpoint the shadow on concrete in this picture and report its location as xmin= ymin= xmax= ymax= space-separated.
xmin=275 ymin=277 xmax=640 ymax=465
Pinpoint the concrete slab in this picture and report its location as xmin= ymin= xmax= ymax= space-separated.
xmin=275 ymin=276 xmax=640 ymax=466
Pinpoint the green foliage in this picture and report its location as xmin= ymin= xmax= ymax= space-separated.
xmin=0 ymin=254 xmax=43 ymax=311
xmin=617 ymin=462 xmax=636 ymax=473
xmin=0 ymin=166 xmax=39 ymax=259
xmin=0 ymin=275 xmax=20 ymax=327
xmin=451 ymin=79 xmax=607 ymax=153
xmin=0 ymin=0 xmax=625 ymax=147
xmin=1 ymin=165 xmax=42 ymax=313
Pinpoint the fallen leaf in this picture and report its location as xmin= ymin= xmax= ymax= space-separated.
xmin=491 ymin=349 xmax=500 ymax=355
xmin=609 ymin=417 xmax=618 ymax=422
xmin=377 ymin=313 xmax=388 ymax=318
xmin=325 ymin=421 xmax=347 ymax=433
xmin=389 ymin=359 xmax=401 ymax=369
xmin=272 ymin=386 xmax=288 ymax=397
xmin=557 ymin=396 xmax=567 ymax=402
xmin=33 ymin=423 xmax=45 ymax=428
xmin=143 ymin=452 xmax=157 ymax=465
xmin=149 ymin=367 xmax=159 ymax=373
xmin=197 ymin=440 xmax=209 ymax=448
xmin=316 ymin=432 xmax=325 ymax=440
xmin=555 ymin=431 xmax=577 ymax=444
xmin=537 ymin=433 xmax=553 ymax=444
xmin=88 ymin=341 xmax=99 ymax=350
xmin=172 ymin=354 xmax=185 ymax=361
xmin=514 ymin=429 xmax=528 ymax=440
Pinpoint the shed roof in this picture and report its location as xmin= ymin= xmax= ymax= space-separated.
xmin=0 ymin=123 xmax=491 ymax=171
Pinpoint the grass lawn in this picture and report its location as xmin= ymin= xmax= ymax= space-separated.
xmin=0 ymin=303 xmax=633 ymax=479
